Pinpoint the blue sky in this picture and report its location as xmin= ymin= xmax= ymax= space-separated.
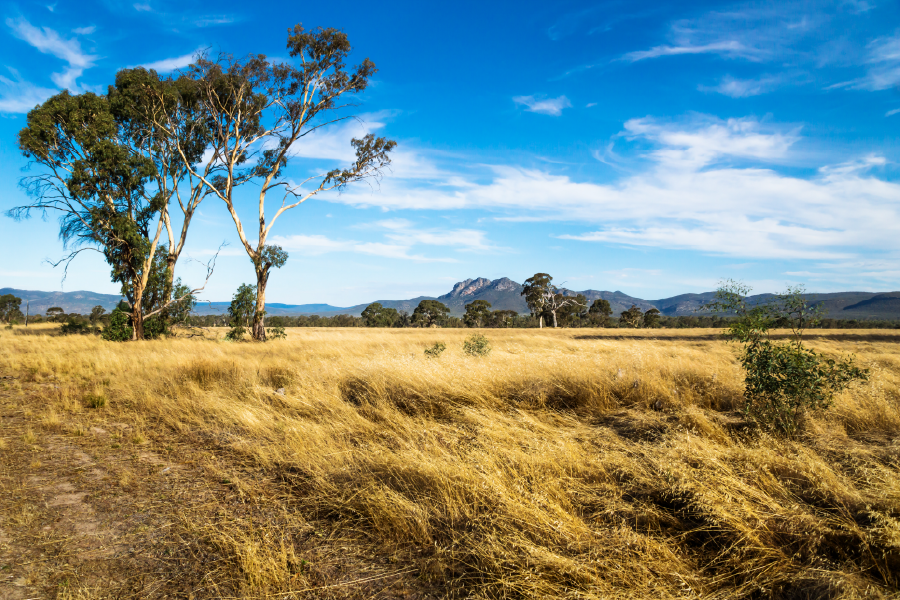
xmin=1 ymin=0 xmax=898 ymax=305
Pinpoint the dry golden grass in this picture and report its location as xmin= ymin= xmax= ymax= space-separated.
xmin=1 ymin=324 xmax=899 ymax=598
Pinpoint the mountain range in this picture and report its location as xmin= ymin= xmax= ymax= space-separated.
xmin=4 ymin=279 xmax=900 ymax=320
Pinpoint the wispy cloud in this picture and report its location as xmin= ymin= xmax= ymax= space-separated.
xmin=831 ymin=33 xmax=900 ymax=91
xmin=700 ymin=74 xmax=784 ymax=97
xmin=887 ymin=108 xmax=900 ymax=117
xmin=268 ymin=234 xmax=456 ymax=263
xmin=133 ymin=3 xmax=152 ymax=11
xmin=623 ymin=40 xmax=756 ymax=62
xmin=512 ymin=95 xmax=572 ymax=116
xmin=72 ymin=25 xmax=96 ymax=35
xmin=137 ymin=50 xmax=197 ymax=73
xmin=5 ymin=17 xmax=98 ymax=90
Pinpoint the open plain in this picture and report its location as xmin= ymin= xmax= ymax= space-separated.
xmin=1 ymin=325 xmax=899 ymax=599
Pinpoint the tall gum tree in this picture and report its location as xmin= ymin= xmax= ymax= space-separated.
xmin=110 ymin=67 xmax=216 ymax=303
xmin=157 ymin=24 xmax=396 ymax=341
xmin=8 ymin=86 xmax=215 ymax=339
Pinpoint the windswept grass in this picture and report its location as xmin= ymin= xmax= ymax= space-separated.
xmin=2 ymin=325 xmax=899 ymax=598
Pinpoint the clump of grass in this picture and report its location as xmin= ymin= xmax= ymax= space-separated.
xmin=83 ymin=393 xmax=107 ymax=409
xmin=22 ymin=429 xmax=36 ymax=444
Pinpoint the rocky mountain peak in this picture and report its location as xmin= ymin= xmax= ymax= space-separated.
xmin=444 ymin=277 xmax=493 ymax=298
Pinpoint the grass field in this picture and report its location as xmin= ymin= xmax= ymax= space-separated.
xmin=1 ymin=325 xmax=899 ymax=599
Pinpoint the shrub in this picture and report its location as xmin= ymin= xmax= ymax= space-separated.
xmin=101 ymin=308 xmax=132 ymax=341
xmin=707 ymin=281 xmax=868 ymax=436
xmin=267 ymin=326 xmax=287 ymax=340
xmin=463 ymin=333 xmax=491 ymax=357
xmin=424 ymin=342 xmax=446 ymax=357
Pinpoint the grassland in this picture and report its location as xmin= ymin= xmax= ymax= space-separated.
xmin=1 ymin=325 xmax=898 ymax=599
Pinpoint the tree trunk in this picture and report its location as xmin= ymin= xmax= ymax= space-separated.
xmin=539 ymin=315 xmax=543 ymax=328
xmin=251 ymin=268 xmax=268 ymax=342
xmin=131 ymin=291 xmax=144 ymax=341
xmin=552 ymin=311 xmax=558 ymax=328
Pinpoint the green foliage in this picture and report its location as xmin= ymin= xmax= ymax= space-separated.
xmin=0 ymin=294 xmax=23 ymax=324
xmin=521 ymin=273 xmax=552 ymax=322
xmin=424 ymin=342 xmax=447 ymax=357
xmin=589 ymin=298 xmax=612 ymax=317
xmin=643 ymin=308 xmax=661 ymax=328
xmin=361 ymin=302 xmax=399 ymax=327
xmin=707 ymin=280 xmax=869 ymax=436
xmin=60 ymin=315 xmax=98 ymax=335
xmin=412 ymin=300 xmax=450 ymax=327
xmin=46 ymin=307 xmax=65 ymax=322
xmin=619 ymin=305 xmax=643 ymax=328
xmin=89 ymin=305 xmax=107 ymax=325
xmin=267 ymin=326 xmax=287 ymax=340
xmin=464 ymin=300 xmax=492 ymax=328
xmin=463 ymin=333 xmax=492 ymax=357
xmin=102 ymin=307 xmax=133 ymax=341
xmin=226 ymin=283 xmax=256 ymax=341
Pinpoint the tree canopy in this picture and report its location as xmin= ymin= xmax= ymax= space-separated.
xmin=412 ymin=300 xmax=450 ymax=327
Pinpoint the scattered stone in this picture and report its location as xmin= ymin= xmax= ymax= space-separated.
xmin=275 ymin=388 xmax=285 ymax=396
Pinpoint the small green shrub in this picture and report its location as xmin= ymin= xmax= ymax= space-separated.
xmin=84 ymin=393 xmax=107 ymax=409
xmin=463 ymin=334 xmax=491 ymax=357
xmin=101 ymin=308 xmax=132 ymax=341
xmin=424 ymin=342 xmax=447 ymax=357
xmin=267 ymin=326 xmax=287 ymax=340
xmin=707 ymin=281 xmax=868 ymax=436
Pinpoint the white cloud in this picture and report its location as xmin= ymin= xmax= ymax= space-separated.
xmin=6 ymin=17 xmax=97 ymax=91
xmin=512 ymin=95 xmax=572 ymax=116
xmin=701 ymin=74 xmax=783 ymax=97
xmin=325 ymin=115 xmax=900 ymax=262
xmin=832 ymin=34 xmax=900 ymax=91
xmin=134 ymin=3 xmax=152 ymax=11
xmin=887 ymin=108 xmax=900 ymax=117
xmin=138 ymin=51 xmax=197 ymax=73
xmin=72 ymin=25 xmax=96 ymax=35
xmin=623 ymin=40 xmax=755 ymax=62
xmin=268 ymin=234 xmax=455 ymax=263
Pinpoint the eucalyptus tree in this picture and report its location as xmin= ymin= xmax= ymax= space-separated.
xmin=8 ymin=75 xmax=215 ymax=340
xmin=464 ymin=299 xmax=492 ymax=327
xmin=412 ymin=300 xmax=450 ymax=327
xmin=155 ymin=25 xmax=396 ymax=341
xmin=521 ymin=273 xmax=585 ymax=328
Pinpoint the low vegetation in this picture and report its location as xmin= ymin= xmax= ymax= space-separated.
xmin=1 ymin=325 xmax=898 ymax=598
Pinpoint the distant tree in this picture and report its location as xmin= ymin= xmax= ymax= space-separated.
xmin=46 ymin=307 xmax=65 ymax=322
xmin=620 ymin=305 xmax=643 ymax=328
xmin=556 ymin=293 xmax=588 ymax=326
xmin=89 ymin=305 xmax=107 ymax=325
xmin=521 ymin=273 xmax=552 ymax=328
xmin=464 ymin=300 xmax=492 ymax=327
xmin=544 ymin=292 xmax=586 ymax=328
xmin=489 ymin=310 xmax=518 ymax=327
xmin=412 ymin=300 xmax=450 ymax=327
xmin=395 ymin=310 xmax=411 ymax=328
xmin=590 ymin=299 xmax=612 ymax=318
xmin=361 ymin=302 xmax=399 ymax=327
xmin=226 ymin=284 xmax=256 ymax=340
xmin=153 ymin=26 xmax=396 ymax=341
xmin=643 ymin=307 xmax=661 ymax=328
xmin=0 ymin=294 xmax=22 ymax=324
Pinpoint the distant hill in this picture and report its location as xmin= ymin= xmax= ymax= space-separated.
xmin=4 ymin=282 xmax=899 ymax=320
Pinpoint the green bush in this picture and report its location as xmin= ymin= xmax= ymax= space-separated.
xmin=708 ymin=281 xmax=868 ymax=436
xmin=101 ymin=308 xmax=132 ymax=342
xmin=424 ymin=342 xmax=447 ymax=357
xmin=463 ymin=333 xmax=491 ymax=357
xmin=267 ymin=326 xmax=287 ymax=340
